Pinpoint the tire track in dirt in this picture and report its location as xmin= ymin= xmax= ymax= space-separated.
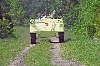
xmin=50 ymin=37 xmax=85 ymax=66
xmin=8 ymin=44 xmax=35 ymax=66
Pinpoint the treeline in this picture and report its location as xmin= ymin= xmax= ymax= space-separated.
xmin=50 ymin=0 xmax=100 ymax=39
xmin=0 ymin=0 xmax=52 ymax=38
xmin=0 ymin=0 xmax=100 ymax=39
xmin=68 ymin=0 xmax=100 ymax=39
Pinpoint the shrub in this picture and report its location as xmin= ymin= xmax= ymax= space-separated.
xmin=0 ymin=17 xmax=14 ymax=39
xmin=69 ymin=0 xmax=100 ymax=39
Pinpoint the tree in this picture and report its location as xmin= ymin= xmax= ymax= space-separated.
xmin=7 ymin=0 xmax=25 ymax=25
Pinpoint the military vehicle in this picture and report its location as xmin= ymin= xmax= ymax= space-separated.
xmin=30 ymin=10 xmax=64 ymax=44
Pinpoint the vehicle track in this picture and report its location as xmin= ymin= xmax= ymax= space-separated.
xmin=8 ymin=37 xmax=85 ymax=66
xmin=50 ymin=37 xmax=85 ymax=66
xmin=8 ymin=44 xmax=35 ymax=66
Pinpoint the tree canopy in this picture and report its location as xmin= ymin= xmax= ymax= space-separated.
xmin=0 ymin=0 xmax=100 ymax=39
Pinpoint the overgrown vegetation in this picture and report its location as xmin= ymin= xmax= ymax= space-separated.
xmin=0 ymin=17 xmax=14 ymax=39
xmin=0 ymin=26 xmax=29 ymax=66
xmin=70 ymin=0 xmax=100 ymax=39
xmin=61 ymin=29 xmax=100 ymax=66
xmin=47 ymin=0 xmax=100 ymax=39
xmin=61 ymin=0 xmax=100 ymax=66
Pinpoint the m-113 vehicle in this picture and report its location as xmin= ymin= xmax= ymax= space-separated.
xmin=30 ymin=11 xmax=64 ymax=44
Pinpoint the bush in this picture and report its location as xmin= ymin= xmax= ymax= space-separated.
xmin=0 ymin=17 xmax=14 ymax=39
xmin=69 ymin=0 xmax=100 ymax=39
xmin=87 ymin=25 xmax=96 ymax=39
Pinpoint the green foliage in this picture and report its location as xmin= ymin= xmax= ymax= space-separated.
xmin=87 ymin=25 xmax=96 ymax=39
xmin=0 ymin=26 xmax=29 ymax=66
xmin=0 ymin=17 xmax=14 ymax=38
xmin=61 ymin=29 xmax=100 ymax=66
xmin=7 ymin=0 xmax=25 ymax=25
xmin=63 ymin=3 xmax=79 ymax=28
xmin=68 ymin=0 xmax=100 ymax=39
xmin=1 ymin=0 xmax=100 ymax=39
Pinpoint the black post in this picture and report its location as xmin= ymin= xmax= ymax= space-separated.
xmin=30 ymin=33 xmax=36 ymax=44
xmin=58 ymin=32 xmax=64 ymax=43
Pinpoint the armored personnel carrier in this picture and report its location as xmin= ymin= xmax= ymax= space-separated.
xmin=30 ymin=11 xmax=64 ymax=44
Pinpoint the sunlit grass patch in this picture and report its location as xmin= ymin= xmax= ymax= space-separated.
xmin=61 ymin=39 xmax=100 ymax=66
xmin=24 ymin=41 xmax=52 ymax=66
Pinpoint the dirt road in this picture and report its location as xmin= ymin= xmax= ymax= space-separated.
xmin=8 ymin=44 xmax=35 ymax=66
xmin=8 ymin=37 xmax=85 ymax=66
xmin=50 ymin=37 xmax=85 ymax=66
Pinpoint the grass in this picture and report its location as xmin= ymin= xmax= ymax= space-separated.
xmin=0 ymin=25 xmax=58 ymax=66
xmin=24 ymin=31 xmax=57 ymax=66
xmin=0 ymin=26 xmax=30 ymax=66
xmin=24 ymin=40 xmax=52 ymax=66
xmin=60 ymin=30 xmax=100 ymax=66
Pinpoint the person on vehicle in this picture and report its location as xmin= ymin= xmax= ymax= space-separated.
xmin=42 ymin=14 xmax=47 ymax=18
xmin=37 ymin=13 xmax=42 ymax=19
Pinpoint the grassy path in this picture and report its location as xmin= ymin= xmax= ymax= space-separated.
xmin=0 ymin=26 xmax=30 ymax=66
xmin=8 ymin=45 xmax=35 ymax=66
xmin=4 ymin=27 xmax=86 ymax=66
xmin=50 ymin=37 xmax=84 ymax=66
xmin=7 ymin=36 xmax=85 ymax=66
xmin=24 ymin=41 xmax=52 ymax=66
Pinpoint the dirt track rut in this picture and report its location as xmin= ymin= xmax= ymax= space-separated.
xmin=8 ymin=45 xmax=35 ymax=66
xmin=8 ymin=37 xmax=85 ymax=66
xmin=50 ymin=38 xmax=85 ymax=66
